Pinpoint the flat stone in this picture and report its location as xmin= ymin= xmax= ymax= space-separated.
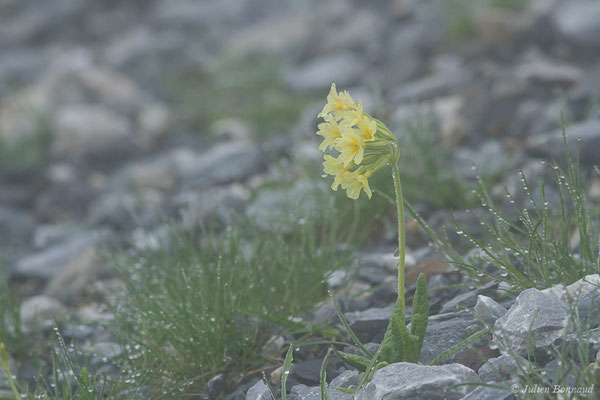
xmin=20 ymin=295 xmax=67 ymax=333
xmin=51 ymin=104 xmax=131 ymax=157
xmin=493 ymin=288 xmax=568 ymax=360
xmin=461 ymin=382 xmax=517 ymax=400
xmin=440 ymin=281 xmax=499 ymax=313
xmin=290 ymin=358 xmax=337 ymax=386
xmin=344 ymin=306 xmax=394 ymax=343
xmin=14 ymin=232 xmax=102 ymax=280
xmin=478 ymin=354 xmax=531 ymax=383
xmin=418 ymin=310 xmax=485 ymax=364
xmin=355 ymin=362 xmax=479 ymax=400
xmin=289 ymin=384 xmax=352 ymax=400
xmin=516 ymin=59 xmax=582 ymax=85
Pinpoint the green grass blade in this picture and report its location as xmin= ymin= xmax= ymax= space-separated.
xmin=329 ymin=291 xmax=374 ymax=358
xmin=262 ymin=371 xmax=277 ymax=400
xmin=428 ymin=327 xmax=490 ymax=365
xmin=320 ymin=348 xmax=333 ymax=400
xmin=281 ymin=344 xmax=294 ymax=400
xmin=332 ymin=349 xmax=370 ymax=372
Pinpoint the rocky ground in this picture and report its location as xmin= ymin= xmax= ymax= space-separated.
xmin=1 ymin=0 xmax=600 ymax=399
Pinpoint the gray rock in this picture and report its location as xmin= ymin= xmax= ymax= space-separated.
xmin=453 ymin=140 xmax=514 ymax=182
xmin=478 ymin=354 xmax=531 ymax=383
xmin=355 ymin=362 xmax=479 ymax=400
xmin=246 ymin=180 xmax=327 ymax=233
xmin=493 ymin=288 xmax=568 ymax=359
xmin=515 ymin=59 xmax=581 ymax=85
xmin=357 ymin=265 xmax=390 ymax=285
xmin=172 ymin=142 xmax=265 ymax=188
xmin=20 ymin=295 xmax=67 ymax=333
xmin=461 ymin=382 xmax=517 ymax=400
xmin=51 ymin=104 xmax=131 ymax=158
xmin=329 ymin=370 xmax=359 ymax=390
xmin=77 ymin=67 xmax=142 ymax=110
xmin=553 ymin=1 xmax=600 ymax=47
xmin=207 ymin=373 xmax=227 ymax=400
xmin=176 ymin=184 xmax=249 ymax=229
xmin=440 ymin=281 xmax=499 ymax=314
xmin=226 ymin=12 xmax=314 ymax=56
xmin=14 ymin=232 xmax=102 ymax=280
xmin=284 ymin=52 xmax=367 ymax=92
xmin=0 ymin=204 xmax=35 ymax=244
xmin=390 ymin=57 xmax=471 ymax=103
xmin=137 ymin=103 xmax=170 ymax=145
xmin=474 ymin=295 xmax=507 ymax=326
xmin=290 ymin=358 xmax=337 ymax=386
xmin=326 ymin=270 xmax=349 ymax=289
xmin=525 ymin=120 xmax=600 ymax=166
xmin=289 ymin=384 xmax=352 ymax=400
xmin=418 ymin=310 xmax=485 ymax=364
xmin=344 ymin=306 xmax=394 ymax=343
xmin=45 ymin=246 xmax=100 ymax=303
xmin=245 ymin=380 xmax=271 ymax=400
xmin=129 ymin=157 xmax=178 ymax=192
xmin=560 ymin=274 xmax=600 ymax=327
xmin=85 ymin=342 xmax=122 ymax=359
xmin=0 ymin=0 xmax=84 ymax=44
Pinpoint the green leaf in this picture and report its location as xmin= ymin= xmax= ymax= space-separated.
xmin=329 ymin=291 xmax=374 ymax=358
xmin=320 ymin=348 xmax=333 ymax=400
xmin=333 ymin=349 xmax=371 ymax=372
xmin=410 ymin=272 xmax=430 ymax=356
xmin=334 ymin=387 xmax=356 ymax=394
xmin=281 ymin=344 xmax=294 ymax=400
xmin=357 ymin=345 xmax=383 ymax=391
xmin=378 ymin=298 xmax=406 ymax=363
xmin=262 ymin=371 xmax=277 ymax=400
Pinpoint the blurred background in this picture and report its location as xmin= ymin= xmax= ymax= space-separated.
xmin=1 ymin=0 xmax=599 ymax=248
xmin=1 ymin=0 xmax=600 ymax=397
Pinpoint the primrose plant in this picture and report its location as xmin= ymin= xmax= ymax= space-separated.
xmin=316 ymin=84 xmax=430 ymax=381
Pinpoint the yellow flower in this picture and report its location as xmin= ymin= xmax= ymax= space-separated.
xmin=356 ymin=118 xmax=377 ymax=142
xmin=319 ymin=83 xmax=356 ymax=118
xmin=322 ymin=155 xmax=348 ymax=190
xmin=341 ymin=171 xmax=372 ymax=199
xmin=316 ymin=115 xmax=341 ymax=151
xmin=334 ymin=128 xmax=364 ymax=167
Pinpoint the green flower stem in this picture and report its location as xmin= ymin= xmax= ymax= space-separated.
xmin=1 ymin=365 xmax=21 ymax=400
xmin=391 ymin=153 xmax=406 ymax=324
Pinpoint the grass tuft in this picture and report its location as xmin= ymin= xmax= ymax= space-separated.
xmin=412 ymin=124 xmax=599 ymax=291
xmin=114 ymin=212 xmax=353 ymax=396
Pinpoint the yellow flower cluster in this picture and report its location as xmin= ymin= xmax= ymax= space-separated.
xmin=316 ymin=83 xmax=396 ymax=199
